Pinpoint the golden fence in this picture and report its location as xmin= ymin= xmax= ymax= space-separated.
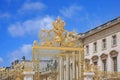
xmin=94 ymin=71 xmax=120 ymax=80
xmin=0 ymin=64 xmax=24 ymax=80
xmin=85 ymin=65 xmax=120 ymax=80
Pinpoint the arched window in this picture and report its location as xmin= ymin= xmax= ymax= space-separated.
xmin=85 ymin=59 xmax=90 ymax=71
xmin=100 ymin=53 xmax=108 ymax=71
xmin=92 ymin=55 xmax=99 ymax=65
xmin=85 ymin=59 xmax=90 ymax=64
xmin=110 ymin=50 xmax=118 ymax=72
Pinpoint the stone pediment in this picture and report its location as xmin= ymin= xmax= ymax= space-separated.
xmin=91 ymin=55 xmax=99 ymax=62
xmin=110 ymin=50 xmax=118 ymax=57
xmin=100 ymin=53 xmax=108 ymax=60
xmin=85 ymin=59 xmax=90 ymax=64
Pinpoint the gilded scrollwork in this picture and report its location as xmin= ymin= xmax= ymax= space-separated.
xmin=38 ymin=16 xmax=82 ymax=47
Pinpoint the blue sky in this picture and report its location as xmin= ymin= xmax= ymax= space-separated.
xmin=0 ymin=0 xmax=120 ymax=67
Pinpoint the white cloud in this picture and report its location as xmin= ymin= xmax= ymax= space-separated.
xmin=20 ymin=44 xmax=32 ymax=54
xmin=0 ymin=57 xmax=3 ymax=63
xmin=8 ymin=16 xmax=54 ymax=37
xmin=60 ymin=5 xmax=82 ymax=18
xmin=18 ymin=2 xmax=46 ymax=14
xmin=8 ymin=44 xmax=32 ymax=61
xmin=8 ymin=23 xmax=25 ymax=36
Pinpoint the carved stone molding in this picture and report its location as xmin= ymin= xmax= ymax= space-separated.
xmin=100 ymin=53 xmax=108 ymax=60
xmin=91 ymin=55 xmax=99 ymax=62
xmin=110 ymin=50 xmax=118 ymax=57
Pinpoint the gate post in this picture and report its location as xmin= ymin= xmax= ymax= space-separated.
xmin=84 ymin=72 xmax=95 ymax=80
xmin=23 ymin=72 xmax=35 ymax=80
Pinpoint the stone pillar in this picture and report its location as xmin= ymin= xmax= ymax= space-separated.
xmin=60 ymin=57 xmax=64 ymax=80
xmin=72 ymin=51 xmax=76 ymax=80
xmin=107 ymin=55 xmax=112 ymax=71
xmin=84 ymin=72 xmax=95 ymax=80
xmin=66 ymin=55 xmax=70 ymax=80
xmin=23 ymin=72 xmax=35 ymax=80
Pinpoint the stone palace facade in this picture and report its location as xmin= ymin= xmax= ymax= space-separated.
xmin=81 ymin=17 xmax=120 ymax=72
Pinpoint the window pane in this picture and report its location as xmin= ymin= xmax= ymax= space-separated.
xmin=94 ymin=42 xmax=97 ymax=52
xmin=103 ymin=60 xmax=107 ymax=71
xmin=112 ymin=35 xmax=117 ymax=45
xmin=113 ymin=57 xmax=117 ymax=72
xmin=94 ymin=62 xmax=97 ymax=65
xmin=102 ymin=39 xmax=106 ymax=49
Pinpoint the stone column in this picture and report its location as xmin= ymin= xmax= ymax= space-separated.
xmin=66 ymin=55 xmax=70 ymax=80
xmin=23 ymin=72 xmax=35 ymax=80
xmin=60 ymin=57 xmax=64 ymax=80
xmin=107 ymin=55 xmax=112 ymax=71
xmin=72 ymin=51 xmax=76 ymax=80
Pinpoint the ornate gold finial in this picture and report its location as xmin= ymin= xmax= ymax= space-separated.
xmin=57 ymin=16 xmax=61 ymax=22
xmin=52 ymin=17 xmax=66 ymax=46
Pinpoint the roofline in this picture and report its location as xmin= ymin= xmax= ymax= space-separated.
xmin=78 ymin=16 xmax=120 ymax=38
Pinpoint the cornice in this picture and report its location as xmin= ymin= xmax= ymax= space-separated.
xmin=78 ymin=17 xmax=120 ymax=39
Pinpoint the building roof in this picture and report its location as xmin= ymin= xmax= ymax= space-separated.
xmin=78 ymin=16 xmax=120 ymax=38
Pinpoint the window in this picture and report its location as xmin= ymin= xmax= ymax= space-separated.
xmin=113 ymin=57 xmax=117 ymax=72
xmin=94 ymin=62 xmax=97 ymax=65
xmin=102 ymin=59 xmax=107 ymax=71
xmin=93 ymin=42 xmax=97 ymax=52
xmin=86 ymin=45 xmax=89 ymax=55
xmin=92 ymin=56 xmax=98 ymax=65
xmin=102 ymin=39 xmax=106 ymax=49
xmin=112 ymin=35 xmax=117 ymax=46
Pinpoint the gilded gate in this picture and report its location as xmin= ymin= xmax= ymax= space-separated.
xmin=31 ymin=17 xmax=84 ymax=80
